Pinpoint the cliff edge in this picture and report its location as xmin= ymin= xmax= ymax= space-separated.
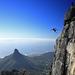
xmin=51 ymin=3 xmax=75 ymax=75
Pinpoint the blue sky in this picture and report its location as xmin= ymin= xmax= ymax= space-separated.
xmin=0 ymin=0 xmax=73 ymax=39
xmin=0 ymin=0 xmax=73 ymax=57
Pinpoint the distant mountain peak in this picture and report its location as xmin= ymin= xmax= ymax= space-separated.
xmin=13 ymin=49 xmax=21 ymax=57
xmin=14 ymin=49 xmax=19 ymax=53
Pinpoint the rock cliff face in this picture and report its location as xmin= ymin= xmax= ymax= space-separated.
xmin=51 ymin=4 xmax=75 ymax=75
xmin=1 ymin=69 xmax=30 ymax=75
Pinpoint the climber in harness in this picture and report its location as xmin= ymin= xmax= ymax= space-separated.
xmin=51 ymin=28 xmax=57 ymax=32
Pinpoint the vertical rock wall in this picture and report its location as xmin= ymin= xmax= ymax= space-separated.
xmin=51 ymin=4 xmax=75 ymax=75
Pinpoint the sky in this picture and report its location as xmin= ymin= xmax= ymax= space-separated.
xmin=0 ymin=0 xmax=73 ymax=57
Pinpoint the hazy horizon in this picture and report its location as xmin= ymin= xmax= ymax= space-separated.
xmin=0 ymin=38 xmax=55 ymax=58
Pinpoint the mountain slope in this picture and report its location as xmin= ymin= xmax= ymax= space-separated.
xmin=29 ymin=52 xmax=54 ymax=75
xmin=0 ymin=49 xmax=39 ymax=73
xmin=0 ymin=49 xmax=54 ymax=75
xmin=29 ymin=52 xmax=54 ymax=66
